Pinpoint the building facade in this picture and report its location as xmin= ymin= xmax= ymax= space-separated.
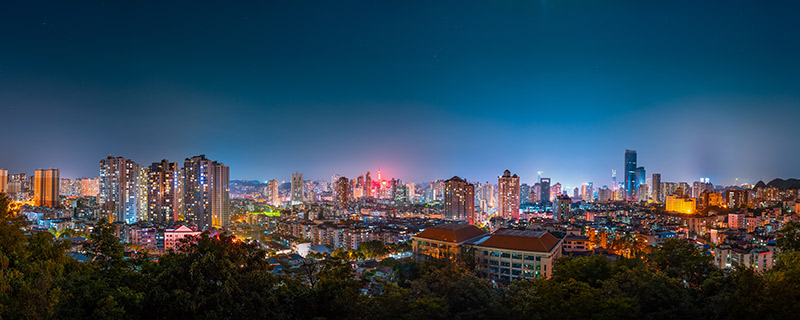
xmin=498 ymin=170 xmax=520 ymax=220
xmin=34 ymin=168 xmax=60 ymax=207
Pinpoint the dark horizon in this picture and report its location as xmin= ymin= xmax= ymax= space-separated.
xmin=2 ymin=0 xmax=800 ymax=186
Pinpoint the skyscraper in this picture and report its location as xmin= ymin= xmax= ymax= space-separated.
xmin=443 ymin=176 xmax=475 ymax=223
xmin=34 ymin=168 xmax=59 ymax=207
xmin=0 ymin=169 xmax=7 ymax=194
xmin=652 ymin=173 xmax=662 ymax=203
xmin=147 ymin=159 xmax=183 ymax=223
xmin=291 ymin=172 xmax=304 ymax=204
xmin=183 ymin=155 xmax=229 ymax=229
xmin=336 ymin=176 xmax=350 ymax=209
xmin=481 ymin=183 xmax=494 ymax=208
xmin=364 ymin=171 xmax=372 ymax=197
xmin=498 ymin=170 xmax=520 ymax=220
xmin=267 ymin=179 xmax=279 ymax=206
xmin=99 ymin=156 xmax=146 ymax=223
xmin=554 ymin=194 xmax=571 ymax=222
xmin=540 ymin=178 xmax=551 ymax=204
xmin=624 ymin=149 xmax=637 ymax=200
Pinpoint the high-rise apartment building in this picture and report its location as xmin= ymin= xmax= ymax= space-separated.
xmin=0 ymin=169 xmax=7 ymax=194
xmin=267 ymin=179 xmax=279 ymax=206
xmin=540 ymin=178 xmax=551 ymax=204
xmin=498 ymin=170 xmax=520 ymax=220
xmin=291 ymin=172 xmax=304 ymax=204
xmin=443 ymin=176 xmax=475 ymax=223
xmin=34 ymin=168 xmax=59 ymax=207
xmin=554 ymin=194 xmax=571 ymax=221
xmin=481 ymin=183 xmax=494 ymax=208
xmin=725 ymin=189 xmax=748 ymax=209
xmin=99 ymin=156 xmax=147 ymax=224
xmin=364 ymin=171 xmax=372 ymax=197
xmin=581 ymin=182 xmax=593 ymax=202
xmin=624 ymin=149 xmax=637 ymax=200
xmin=336 ymin=176 xmax=350 ymax=209
xmin=148 ymin=159 xmax=183 ymax=223
xmin=183 ymin=155 xmax=229 ymax=229
xmin=651 ymin=173 xmax=661 ymax=203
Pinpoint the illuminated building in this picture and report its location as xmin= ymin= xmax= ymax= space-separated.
xmin=443 ymin=176 xmax=475 ymax=223
xmin=498 ymin=170 xmax=520 ymax=220
xmin=183 ymin=155 xmax=229 ymax=229
xmin=651 ymin=173 xmax=661 ymax=203
xmin=364 ymin=171 xmax=372 ymax=197
xmin=336 ymin=176 xmax=350 ymax=208
xmin=267 ymin=179 xmax=279 ymax=206
xmin=624 ymin=149 xmax=637 ymax=200
xmin=581 ymin=182 xmax=593 ymax=202
xmin=165 ymin=225 xmax=201 ymax=251
xmin=725 ymin=189 xmax=748 ymax=209
xmin=0 ymin=169 xmax=7 ymax=193
xmin=290 ymin=172 xmax=304 ymax=204
xmin=412 ymin=224 xmax=486 ymax=262
xmin=700 ymin=191 xmax=723 ymax=207
xmin=692 ymin=179 xmax=714 ymax=199
xmin=34 ymin=167 xmax=59 ymax=207
xmin=100 ymin=156 xmax=148 ymax=223
xmin=520 ymin=183 xmax=531 ymax=203
xmin=78 ymin=177 xmax=99 ymax=197
xmin=637 ymin=184 xmax=648 ymax=202
xmin=59 ymin=178 xmax=81 ymax=197
xmin=635 ymin=166 xmax=646 ymax=199
xmin=482 ymin=183 xmax=494 ymax=207
xmin=406 ymin=182 xmax=416 ymax=201
xmin=147 ymin=159 xmax=183 ymax=223
xmin=554 ymin=194 xmax=571 ymax=221
xmin=472 ymin=229 xmax=563 ymax=280
xmin=531 ymin=183 xmax=541 ymax=203
xmin=7 ymin=173 xmax=29 ymax=200
xmin=665 ymin=195 xmax=696 ymax=214
xmin=550 ymin=182 xmax=561 ymax=201
xmin=539 ymin=178 xmax=551 ymax=204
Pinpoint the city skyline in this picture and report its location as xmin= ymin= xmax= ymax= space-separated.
xmin=3 ymin=1 xmax=800 ymax=186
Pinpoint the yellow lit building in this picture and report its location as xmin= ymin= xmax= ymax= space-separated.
xmin=666 ymin=195 xmax=696 ymax=214
xmin=34 ymin=168 xmax=60 ymax=207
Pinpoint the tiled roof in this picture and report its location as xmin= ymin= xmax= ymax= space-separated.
xmin=414 ymin=224 xmax=486 ymax=243
xmin=475 ymin=229 xmax=561 ymax=252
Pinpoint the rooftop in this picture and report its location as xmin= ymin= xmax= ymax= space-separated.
xmin=472 ymin=229 xmax=561 ymax=252
xmin=414 ymin=224 xmax=486 ymax=243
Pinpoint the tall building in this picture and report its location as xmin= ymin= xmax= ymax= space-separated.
xmin=443 ymin=176 xmax=475 ymax=224
xmin=183 ymin=155 xmax=230 ymax=229
xmin=290 ymin=172 xmax=304 ymax=204
xmin=624 ymin=149 xmax=637 ymax=200
xmin=581 ymin=182 xmax=593 ymax=202
xmin=364 ymin=171 xmax=372 ymax=197
xmin=336 ymin=176 xmax=350 ymax=209
xmin=498 ymin=170 xmax=520 ymax=220
xmin=520 ymin=183 xmax=531 ymax=203
xmin=481 ymin=183 xmax=494 ymax=208
xmin=540 ymin=178 xmax=551 ymax=204
xmin=0 ymin=169 xmax=7 ymax=194
xmin=147 ymin=159 xmax=183 ymax=223
xmin=267 ymin=179 xmax=279 ymax=206
xmin=725 ymin=189 xmax=748 ymax=209
xmin=635 ymin=166 xmax=646 ymax=199
xmin=652 ymin=173 xmax=662 ymax=203
xmin=554 ymin=194 xmax=571 ymax=221
xmin=100 ymin=156 xmax=148 ymax=223
xmin=34 ymin=168 xmax=60 ymax=207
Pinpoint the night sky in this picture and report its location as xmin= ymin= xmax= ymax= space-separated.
xmin=2 ymin=0 xmax=799 ymax=188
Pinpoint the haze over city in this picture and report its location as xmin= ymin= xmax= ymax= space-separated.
xmin=3 ymin=0 xmax=800 ymax=186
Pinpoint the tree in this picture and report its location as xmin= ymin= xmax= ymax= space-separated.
xmin=777 ymin=221 xmax=800 ymax=252
xmin=646 ymin=238 xmax=718 ymax=288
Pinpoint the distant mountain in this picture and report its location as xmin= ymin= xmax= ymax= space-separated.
xmin=755 ymin=178 xmax=800 ymax=190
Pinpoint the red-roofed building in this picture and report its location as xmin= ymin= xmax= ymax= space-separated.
xmin=412 ymin=224 xmax=487 ymax=262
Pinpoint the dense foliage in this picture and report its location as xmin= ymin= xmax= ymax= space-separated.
xmin=3 ymin=193 xmax=800 ymax=319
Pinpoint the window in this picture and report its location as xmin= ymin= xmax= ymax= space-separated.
xmin=490 ymin=251 xmax=500 ymax=257
xmin=535 ymin=256 xmax=541 ymax=261
xmin=512 ymin=254 xmax=522 ymax=259
xmin=500 ymin=262 xmax=510 ymax=267
xmin=490 ymin=260 xmax=499 ymax=266
xmin=524 ymin=255 xmax=536 ymax=260
xmin=483 ymin=250 xmax=488 ymax=256
xmin=524 ymin=264 xmax=535 ymax=269
xmin=512 ymin=263 xmax=522 ymax=268
xmin=501 ymin=253 xmax=511 ymax=258
xmin=512 ymin=270 xmax=521 ymax=276
xmin=489 ymin=267 xmax=499 ymax=273
xmin=500 ymin=268 xmax=510 ymax=274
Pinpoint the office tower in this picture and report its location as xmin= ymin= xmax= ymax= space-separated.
xmin=498 ymin=170 xmax=520 ymax=220
xmin=364 ymin=171 xmax=373 ymax=197
xmin=624 ymin=149 xmax=637 ymax=200
xmin=267 ymin=179 xmax=279 ymax=206
xmin=99 ymin=156 xmax=148 ymax=224
xmin=183 ymin=155 xmax=229 ymax=229
xmin=637 ymin=184 xmax=649 ymax=202
xmin=147 ymin=160 xmax=183 ymax=223
xmin=652 ymin=174 xmax=662 ymax=203
xmin=540 ymin=178 xmax=551 ymax=204
xmin=406 ymin=182 xmax=416 ymax=201
xmin=554 ymin=194 xmax=571 ymax=222
xmin=34 ymin=168 xmax=59 ymax=207
xmin=531 ymin=183 xmax=541 ymax=203
xmin=481 ymin=183 xmax=494 ymax=208
xmin=635 ymin=166 xmax=646 ymax=198
xmin=520 ymin=183 xmax=531 ymax=203
xmin=336 ymin=176 xmax=350 ymax=208
xmin=0 ymin=169 xmax=7 ymax=194
xmin=443 ymin=176 xmax=475 ymax=223
xmin=290 ymin=172 xmax=304 ymax=204
xmin=573 ymin=187 xmax=579 ymax=199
